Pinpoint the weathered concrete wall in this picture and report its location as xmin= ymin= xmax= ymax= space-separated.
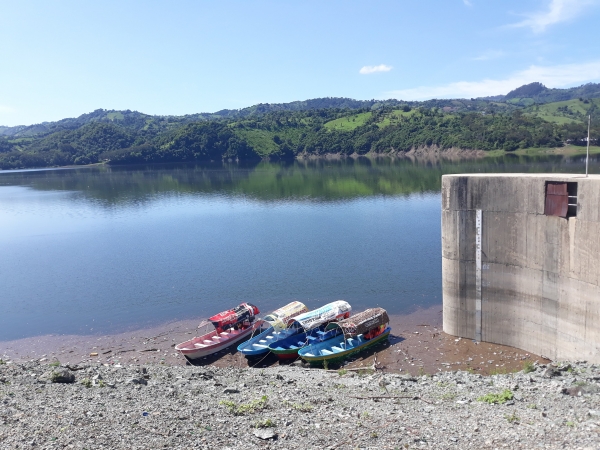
xmin=442 ymin=174 xmax=600 ymax=362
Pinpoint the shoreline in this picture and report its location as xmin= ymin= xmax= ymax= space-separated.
xmin=0 ymin=305 xmax=549 ymax=376
xmin=2 ymin=145 xmax=599 ymax=173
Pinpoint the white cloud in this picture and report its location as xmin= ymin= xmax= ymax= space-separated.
xmin=463 ymin=0 xmax=473 ymax=6
xmin=511 ymin=0 xmax=598 ymax=33
xmin=386 ymin=60 xmax=600 ymax=100
xmin=472 ymin=50 xmax=506 ymax=61
xmin=359 ymin=64 xmax=392 ymax=75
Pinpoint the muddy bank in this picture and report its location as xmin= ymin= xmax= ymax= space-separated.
xmin=0 ymin=305 xmax=548 ymax=375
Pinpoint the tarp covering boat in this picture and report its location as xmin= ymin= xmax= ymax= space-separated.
xmin=288 ymin=300 xmax=351 ymax=332
xmin=263 ymin=301 xmax=308 ymax=330
xmin=325 ymin=307 xmax=389 ymax=337
xmin=209 ymin=303 xmax=259 ymax=331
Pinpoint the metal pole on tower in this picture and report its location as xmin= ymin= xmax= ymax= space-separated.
xmin=586 ymin=115 xmax=590 ymax=177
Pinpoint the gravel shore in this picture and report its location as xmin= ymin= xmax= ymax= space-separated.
xmin=1 ymin=359 xmax=599 ymax=449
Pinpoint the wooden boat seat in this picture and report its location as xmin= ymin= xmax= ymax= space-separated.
xmin=252 ymin=344 xmax=268 ymax=348
xmin=320 ymin=349 xmax=333 ymax=355
xmin=194 ymin=343 xmax=206 ymax=348
xmin=266 ymin=336 xmax=275 ymax=339
xmin=289 ymin=345 xmax=298 ymax=349
xmin=220 ymin=332 xmax=229 ymax=336
xmin=203 ymin=340 xmax=213 ymax=344
xmin=212 ymin=336 xmax=221 ymax=340
xmin=331 ymin=346 xmax=343 ymax=352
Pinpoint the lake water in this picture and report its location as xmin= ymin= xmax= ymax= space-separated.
xmin=1 ymin=154 xmax=598 ymax=341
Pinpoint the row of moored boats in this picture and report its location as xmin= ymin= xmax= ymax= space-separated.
xmin=174 ymin=301 xmax=391 ymax=367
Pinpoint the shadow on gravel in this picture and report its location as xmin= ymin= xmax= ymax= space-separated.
xmin=184 ymin=335 xmax=404 ymax=371
xmin=184 ymin=344 xmax=241 ymax=366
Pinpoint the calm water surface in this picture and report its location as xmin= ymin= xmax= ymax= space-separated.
xmin=1 ymin=155 xmax=598 ymax=341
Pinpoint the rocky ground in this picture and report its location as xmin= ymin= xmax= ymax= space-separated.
xmin=1 ymin=359 xmax=599 ymax=449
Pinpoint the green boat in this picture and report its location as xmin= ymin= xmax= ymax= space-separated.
xmin=298 ymin=308 xmax=391 ymax=366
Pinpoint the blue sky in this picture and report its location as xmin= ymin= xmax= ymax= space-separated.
xmin=1 ymin=0 xmax=599 ymax=126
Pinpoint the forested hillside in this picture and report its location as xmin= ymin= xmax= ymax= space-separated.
xmin=1 ymin=83 xmax=599 ymax=169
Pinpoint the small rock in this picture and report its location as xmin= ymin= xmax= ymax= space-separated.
xmin=40 ymin=368 xmax=75 ymax=384
xmin=125 ymin=377 xmax=147 ymax=386
xmin=223 ymin=387 xmax=240 ymax=394
xmin=253 ymin=429 xmax=277 ymax=440
xmin=558 ymin=364 xmax=572 ymax=372
xmin=563 ymin=384 xmax=599 ymax=396
xmin=542 ymin=366 xmax=559 ymax=378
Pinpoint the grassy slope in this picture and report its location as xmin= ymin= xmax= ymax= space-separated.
xmin=323 ymin=109 xmax=418 ymax=131
xmin=377 ymin=109 xmax=418 ymax=128
xmin=323 ymin=112 xmax=372 ymax=131
xmin=232 ymin=129 xmax=279 ymax=156
xmin=524 ymin=99 xmax=600 ymax=124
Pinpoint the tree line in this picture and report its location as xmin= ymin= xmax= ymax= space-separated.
xmin=0 ymin=107 xmax=597 ymax=170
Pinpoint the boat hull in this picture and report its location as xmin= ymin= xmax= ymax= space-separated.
xmin=298 ymin=327 xmax=391 ymax=366
xmin=236 ymin=326 xmax=299 ymax=357
xmin=175 ymin=320 xmax=263 ymax=360
xmin=269 ymin=327 xmax=339 ymax=360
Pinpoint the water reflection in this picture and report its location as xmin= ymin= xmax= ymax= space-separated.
xmin=1 ymin=154 xmax=597 ymax=206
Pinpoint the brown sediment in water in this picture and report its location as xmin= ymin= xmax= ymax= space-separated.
xmin=0 ymin=304 xmax=549 ymax=374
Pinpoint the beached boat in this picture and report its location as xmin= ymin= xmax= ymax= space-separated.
xmin=298 ymin=308 xmax=390 ymax=366
xmin=237 ymin=301 xmax=308 ymax=358
xmin=175 ymin=303 xmax=262 ymax=361
xmin=268 ymin=300 xmax=351 ymax=360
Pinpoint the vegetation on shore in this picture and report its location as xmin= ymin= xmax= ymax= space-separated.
xmin=0 ymin=82 xmax=599 ymax=170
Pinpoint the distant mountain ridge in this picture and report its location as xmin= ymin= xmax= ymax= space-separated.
xmin=2 ymin=82 xmax=600 ymax=138
xmin=482 ymin=82 xmax=600 ymax=106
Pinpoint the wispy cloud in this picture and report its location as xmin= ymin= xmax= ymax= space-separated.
xmin=511 ymin=0 xmax=598 ymax=33
xmin=463 ymin=0 xmax=473 ymax=6
xmin=386 ymin=60 xmax=600 ymax=100
xmin=359 ymin=64 xmax=392 ymax=75
xmin=472 ymin=50 xmax=506 ymax=61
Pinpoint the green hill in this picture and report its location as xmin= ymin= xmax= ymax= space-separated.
xmin=1 ymin=82 xmax=600 ymax=170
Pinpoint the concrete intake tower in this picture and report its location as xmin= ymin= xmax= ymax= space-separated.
xmin=442 ymin=173 xmax=599 ymax=363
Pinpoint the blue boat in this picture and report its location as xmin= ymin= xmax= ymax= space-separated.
xmin=268 ymin=326 xmax=342 ymax=360
xmin=298 ymin=308 xmax=391 ymax=366
xmin=237 ymin=326 xmax=300 ymax=357
xmin=268 ymin=300 xmax=351 ymax=360
xmin=237 ymin=301 xmax=308 ymax=358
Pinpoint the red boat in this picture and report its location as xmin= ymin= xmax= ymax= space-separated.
xmin=175 ymin=303 xmax=262 ymax=361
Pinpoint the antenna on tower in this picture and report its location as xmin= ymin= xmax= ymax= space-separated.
xmin=586 ymin=115 xmax=591 ymax=177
